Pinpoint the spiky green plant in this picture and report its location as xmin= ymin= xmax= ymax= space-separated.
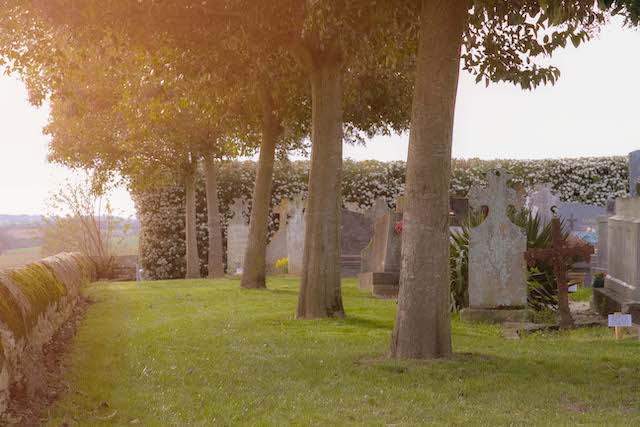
xmin=450 ymin=207 xmax=569 ymax=313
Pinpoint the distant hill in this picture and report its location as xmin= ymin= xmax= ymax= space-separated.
xmin=0 ymin=215 xmax=43 ymax=226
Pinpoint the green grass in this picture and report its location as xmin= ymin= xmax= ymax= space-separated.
xmin=48 ymin=279 xmax=640 ymax=426
xmin=570 ymin=287 xmax=593 ymax=302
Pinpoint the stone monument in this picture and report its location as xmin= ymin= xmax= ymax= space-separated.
xmin=528 ymin=184 xmax=560 ymax=225
xmin=286 ymin=195 xmax=306 ymax=275
xmin=359 ymin=198 xmax=403 ymax=298
xmin=461 ymin=169 xmax=528 ymax=323
xmin=593 ymin=197 xmax=640 ymax=322
xmin=227 ymin=198 xmax=249 ymax=275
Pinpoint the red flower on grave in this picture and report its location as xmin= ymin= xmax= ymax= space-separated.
xmin=395 ymin=220 xmax=403 ymax=234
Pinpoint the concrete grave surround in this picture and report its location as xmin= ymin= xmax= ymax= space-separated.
xmin=461 ymin=169 xmax=528 ymax=323
xmin=593 ymin=198 xmax=640 ymax=321
xmin=528 ymin=184 xmax=561 ymax=225
xmin=227 ymin=198 xmax=249 ymax=274
xmin=286 ymin=195 xmax=306 ymax=276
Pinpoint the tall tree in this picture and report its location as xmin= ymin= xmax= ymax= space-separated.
xmin=390 ymin=0 xmax=634 ymax=359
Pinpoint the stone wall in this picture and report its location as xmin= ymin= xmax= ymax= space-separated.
xmin=0 ymin=253 xmax=96 ymax=415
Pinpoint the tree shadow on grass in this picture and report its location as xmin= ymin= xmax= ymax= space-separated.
xmin=339 ymin=315 xmax=393 ymax=331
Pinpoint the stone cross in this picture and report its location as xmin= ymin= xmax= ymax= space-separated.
xmin=528 ymin=184 xmax=560 ymax=224
xmin=229 ymin=198 xmax=246 ymax=225
xmin=463 ymin=169 xmax=528 ymax=321
xmin=469 ymin=169 xmax=525 ymax=221
xmin=524 ymin=208 xmax=594 ymax=329
xmin=227 ymin=198 xmax=249 ymax=274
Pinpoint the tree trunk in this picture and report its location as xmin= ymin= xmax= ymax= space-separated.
xmin=185 ymin=160 xmax=201 ymax=279
xmin=241 ymin=90 xmax=281 ymax=290
xmin=390 ymin=0 xmax=467 ymax=359
xmin=296 ymin=54 xmax=345 ymax=319
xmin=203 ymin=154 xmax=225 ymax=279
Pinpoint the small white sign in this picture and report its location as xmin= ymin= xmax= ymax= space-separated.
xmin=568 ymin=284 xmax=578 ymax=293
xmin=608 ymin=314 xmax=633 ymax=328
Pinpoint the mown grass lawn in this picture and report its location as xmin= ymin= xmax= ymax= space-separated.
xmin=48 ymin=278 xmax=640 ymax=426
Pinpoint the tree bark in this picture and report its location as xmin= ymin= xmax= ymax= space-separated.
xmin=203 ymin=153 xmax=225 ymax=279
xmin=241 ymin=89 xmax=281 ymax=289
xmin=390 ymin=0 xmax=468 ymax=359
xmin=296 ymin=53 xmax=345 ymax=319
xmin=185 ymin=160 xmax=201 ymax=279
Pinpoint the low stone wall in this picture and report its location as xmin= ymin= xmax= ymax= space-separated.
xmin=0 ymin=253 xmax=96 ymax=414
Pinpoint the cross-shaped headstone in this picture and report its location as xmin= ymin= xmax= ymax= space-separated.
xmin=469 ymin=169 xmax=524 ymax=218
xmin=524 ymin=208 xmax=594 ymax=330
xmin=229 ymin=198 xmax=246 ymax=225
xmin=274 ymin=199 xmax=289 ymax=232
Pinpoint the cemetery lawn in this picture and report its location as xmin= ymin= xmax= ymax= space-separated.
xmin=48 ymin=279 xmax=640 ymax=426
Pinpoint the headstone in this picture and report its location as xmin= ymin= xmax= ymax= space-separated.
xmin=593 ymin=198 xmax=640 ymax=322
xmin=359 ymin=197 xmax=403 ymax=299
xmin=227 ymin=198 xmax=249 ymax=274
xmin=364 ymin=198 xmax=391 ymax=222
xmin=630 ymin=150 xmax=640 ymax=197
xmin=266 ymin=199 xmax=289 ymax=272
xmin=461 ymin=169 xmax=528 ymax=324
xmin=528 ymin=184 xmax=560 ymax=224
xmin=361 ymin=199 xmax=391 ymax=275
xmin=286 ymin=195 xmax=305 ymax=275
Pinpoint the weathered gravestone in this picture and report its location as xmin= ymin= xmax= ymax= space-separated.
xmin=286 ymin=195 xmax=306 ymax=275
xmin=528 ymin=184 xmax=560 ymax=225
xmin=630 ymin=150 xmax=640 ymax=197
xmin=593 ymin=198 xmax=640 ymax=322
xmin=461 ymin=169 xmax=528 ymax=323
xmin=265 ymin=199 xmax=290 ymax=272
xmin=227 ymin=198 xmax=249 ymax=275
xmin=359 ymin=198 xmax=403 ymax=298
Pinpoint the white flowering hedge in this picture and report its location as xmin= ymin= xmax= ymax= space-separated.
xmin=135 ymin=156 xmax=629 ymax=280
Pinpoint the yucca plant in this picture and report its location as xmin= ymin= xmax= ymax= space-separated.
xmin=450 ymin=207 xmax=569 ymax=313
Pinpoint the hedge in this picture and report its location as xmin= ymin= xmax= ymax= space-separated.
xmin=134 ymin=156 xmax=629 ymax=280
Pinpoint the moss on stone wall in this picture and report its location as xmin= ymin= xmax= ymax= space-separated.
xmin=0 ymin=279 xmax=27 ymax=338
xmin=8 ymin=263 xmax=67 ymax=330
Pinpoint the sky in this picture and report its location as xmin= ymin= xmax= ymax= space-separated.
xmin=1 ymin=20 xmax=639 ymax=217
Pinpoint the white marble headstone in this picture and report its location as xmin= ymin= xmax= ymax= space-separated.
xmin=227 ymin=198 xmax=249 ymax=274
